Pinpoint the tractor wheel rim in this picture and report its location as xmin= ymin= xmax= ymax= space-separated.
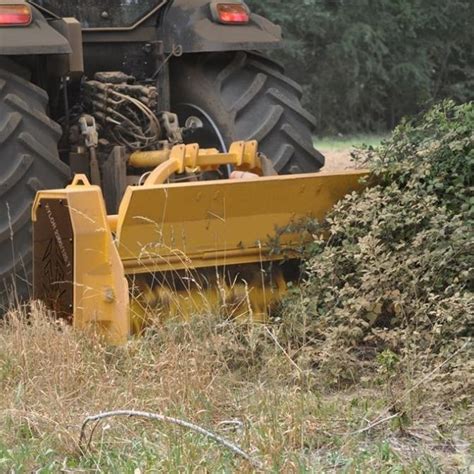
xmin=174 ymin=103 xmax=228 ymax=152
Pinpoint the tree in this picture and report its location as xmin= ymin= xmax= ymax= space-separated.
xmin=247 ymin=0 xmax=474 ymax=133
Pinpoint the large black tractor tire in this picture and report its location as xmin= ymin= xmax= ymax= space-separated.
xmin=0 ymin=68 xmax=70 ymax=310
xmin=170 ymin=52 xmax=324 ymax=174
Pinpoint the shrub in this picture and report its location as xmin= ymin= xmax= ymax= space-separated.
xmin=279 ymin=101 xmax=473 ymax=392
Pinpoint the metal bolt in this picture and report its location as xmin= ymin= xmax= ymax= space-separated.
xmin=104 ymin=288 xmax=115 ymax=303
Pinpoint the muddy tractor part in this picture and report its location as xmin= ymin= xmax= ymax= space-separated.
xmin=1 ymin=1 xmax=327 ymax=314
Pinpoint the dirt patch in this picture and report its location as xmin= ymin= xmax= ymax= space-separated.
xmin=320 ymin=149 xmax=355 ymax=171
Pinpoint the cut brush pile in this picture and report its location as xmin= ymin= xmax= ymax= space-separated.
xmin=0 ymin=101 xmax=472 ymax=471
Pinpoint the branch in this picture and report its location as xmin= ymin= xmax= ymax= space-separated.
xmin=348 ymin=413 xmax=400 ymax=435
xmin=79 ymin=410 xmax=261 ymax=468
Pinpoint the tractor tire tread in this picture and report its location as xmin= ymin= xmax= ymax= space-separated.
xmin=171 ymin=52 xmax=324 ymax=174
xmin=0 ymin=67 xmax=69 ymax=308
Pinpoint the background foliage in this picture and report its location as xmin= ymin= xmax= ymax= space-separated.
xmin=247 ymin=0 xmax=474 ymax=134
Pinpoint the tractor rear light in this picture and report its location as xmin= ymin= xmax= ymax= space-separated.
xmin=213 ymin=3 xmax=250 ymax=24
xmin=0 ymin=4 xmax=32 ymax=26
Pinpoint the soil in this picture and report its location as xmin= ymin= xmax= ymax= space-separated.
xmin=320 ymin=149 xmax=355 ymax=171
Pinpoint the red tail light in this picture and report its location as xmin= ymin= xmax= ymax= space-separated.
xmin=0 ymin=4 xmax=32 ymax=26
xmin=213 ymin=3 xmax=250 ymax=24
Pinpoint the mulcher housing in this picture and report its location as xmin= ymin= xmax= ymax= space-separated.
xmin=33 ymin=141 xmax=367 ymax=344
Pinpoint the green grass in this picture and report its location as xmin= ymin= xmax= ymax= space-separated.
xmin=0 ymin=392 xmax=457 ymax=472
xmin=0 ymin=310 xmax=470 ymax=472
xmin=315 ymin=133 xmax=389 ymax=151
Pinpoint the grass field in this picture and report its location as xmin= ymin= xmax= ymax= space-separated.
xmin=0 ymin=307 xmax=470 ymax=472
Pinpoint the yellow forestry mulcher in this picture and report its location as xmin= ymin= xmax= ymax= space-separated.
xmin=32 ymin=141 xmax=367 ymax=343
xmin=0 ymin=1 xmax=368 ymax=343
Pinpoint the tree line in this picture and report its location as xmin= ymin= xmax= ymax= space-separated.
xmin=247 ymin=0 xmax=473 ymax=134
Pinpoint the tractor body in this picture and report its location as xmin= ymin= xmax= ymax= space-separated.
xmin=0 ymin=1 xmax=366 ymax=341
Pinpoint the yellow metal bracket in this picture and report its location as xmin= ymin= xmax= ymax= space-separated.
xmin=129 ymin=140 xmax=264 ymax=186
xmin=32 ymin=176 xmax=130 ymax=344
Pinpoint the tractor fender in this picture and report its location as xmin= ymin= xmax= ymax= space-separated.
xmin=0 ymin=4 xmax=71 ymax=55
xmin=158 ymin=0 xmax=282 ymax=53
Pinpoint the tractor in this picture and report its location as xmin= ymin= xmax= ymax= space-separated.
xmin=0 ymin=0 xmax=325 ymax=311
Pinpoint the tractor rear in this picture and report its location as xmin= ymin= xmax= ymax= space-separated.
xmin=0 ymin=0 xmax=325 ymax=308
xmin=0 ymin=1 xmax=367 ymax=341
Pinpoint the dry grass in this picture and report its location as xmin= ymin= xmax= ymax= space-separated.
xmin=0 ymin=303 xmax=471 ymax=472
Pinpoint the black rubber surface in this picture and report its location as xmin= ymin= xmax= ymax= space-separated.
xmin=171 ymin=52 xmax=325 ymax=174
xmin=0 ymin=68 xmax=70 ymax=309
